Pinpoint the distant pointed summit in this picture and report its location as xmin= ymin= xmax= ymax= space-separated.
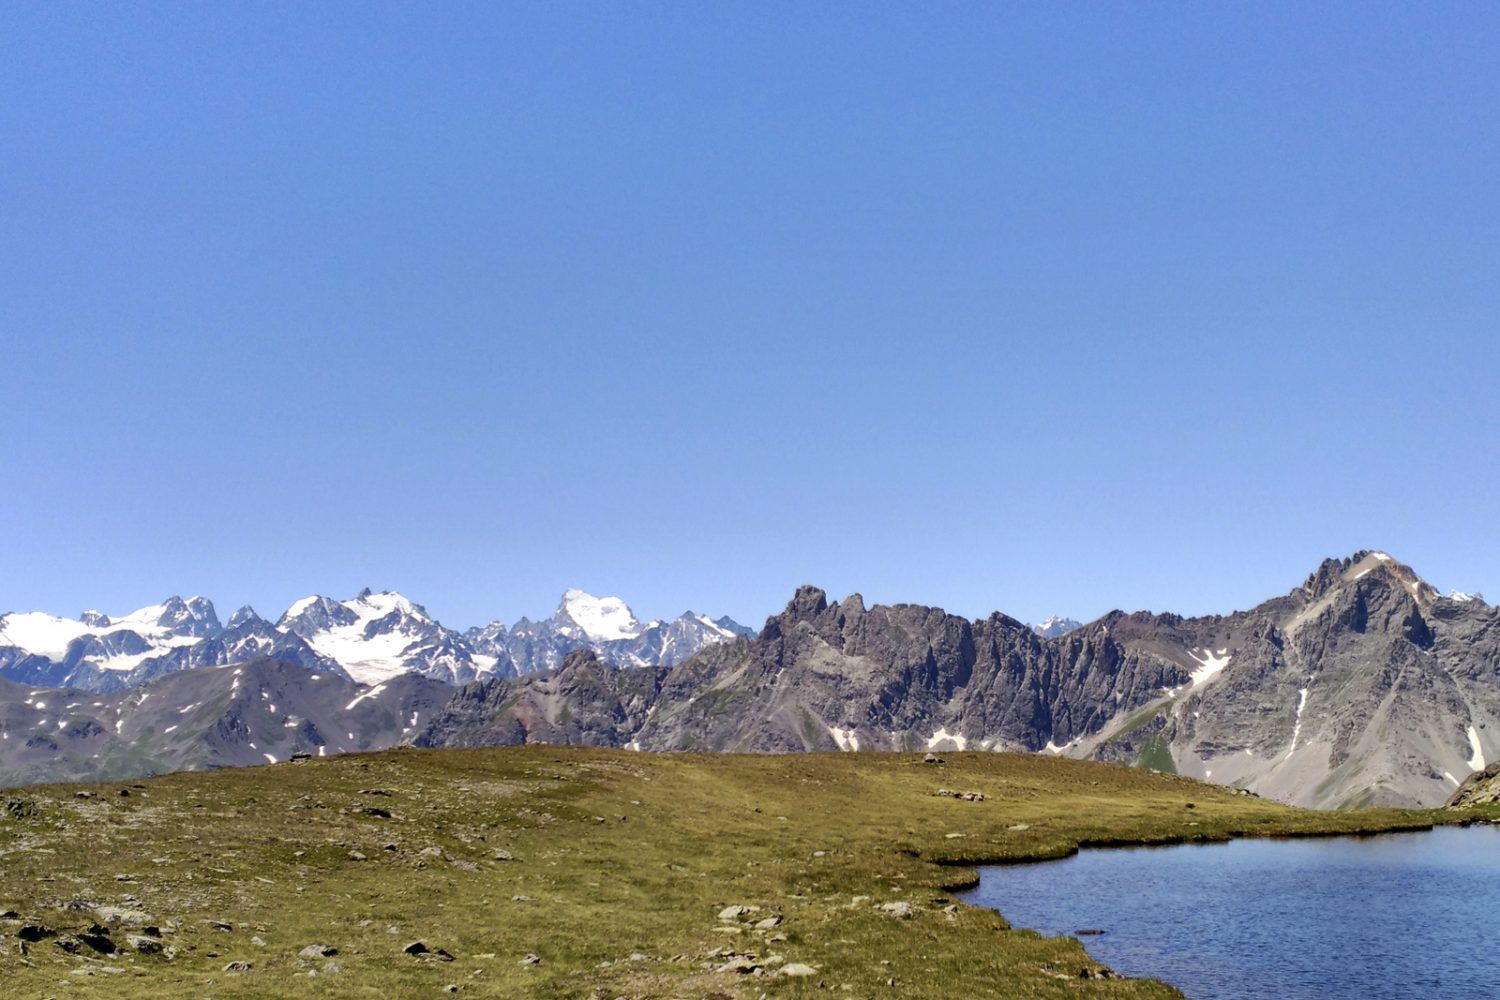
xmin=1032 ymin=615 xmax=1082 ymax=638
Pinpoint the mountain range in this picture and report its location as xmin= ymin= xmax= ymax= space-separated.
xmin=415 ymin=551 xmax=1498 ymax=809
xmin=1 ymin=552 xmax=1496 ymax=810
xmin=0 ymin=590 xmax=752 ymax=691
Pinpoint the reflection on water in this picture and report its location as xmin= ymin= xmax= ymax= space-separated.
xmin=959 ymin=825 xmax=1500 ymax=1000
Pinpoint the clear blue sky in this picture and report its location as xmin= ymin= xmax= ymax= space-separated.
xmin=3 ymin=2 xmax=1497 ymax=631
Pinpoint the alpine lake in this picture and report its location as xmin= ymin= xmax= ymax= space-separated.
xmin=961 ymin=823 xmax=1500 ymax=1000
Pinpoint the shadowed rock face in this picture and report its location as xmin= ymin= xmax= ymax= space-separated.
xmin=417 ymin=553 xmax=1500 ymax=809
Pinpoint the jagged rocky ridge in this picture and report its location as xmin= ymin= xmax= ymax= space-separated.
xmin=418 ymin=552 xmax=1500 ymax=809
xmin=0 ymin=590 xmax=752 ymax=691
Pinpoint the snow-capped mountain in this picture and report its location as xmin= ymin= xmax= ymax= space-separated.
xmin=1032 ymin=615 xmax=1083 ymax=638
xmin=277 ymin=589 xmax=502 ymax=685
xmin=556 ymin=589 xmax=645 ymax=642
xmin=0 ymin=596 xmax=341 ymax=691
xmin=464 ymin=590 xmax=755 ymax=675
xmin=0 ymin=589 xmax=753 ymax=693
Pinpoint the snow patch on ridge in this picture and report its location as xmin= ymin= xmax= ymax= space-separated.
xmin=1468 ymin=725 xmax=1486 ymax=772
xmin=828 ymin=726 xmax=859 ymax=752
xmin=344 ymin=684 xmax=387 ymax=711
xmin=927 ymin=727 xmax=967 ymax=751
xmin=1286 ymin=681 xmax=1314 ymax=758
xmin=1188 ymin=649 xmax=1232 ymax=687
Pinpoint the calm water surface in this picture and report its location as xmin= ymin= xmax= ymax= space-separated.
xmin=959 ymin=825 xmax=1500 ymax=1000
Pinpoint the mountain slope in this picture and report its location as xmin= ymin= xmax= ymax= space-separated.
xmin=0 ymin=658 xmax=452 ymax=786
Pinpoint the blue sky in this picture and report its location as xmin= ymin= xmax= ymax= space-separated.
xmin=3 ymin=2 xmax=1497 ymax=630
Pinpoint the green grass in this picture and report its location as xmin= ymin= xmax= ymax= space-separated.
xmin=1135 ymin=734 xmax=1177 ymax=774
xmin=0 ymin=747 xmax=1449 ymax=999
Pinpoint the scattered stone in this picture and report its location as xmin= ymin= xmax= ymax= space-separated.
xmin=923 ymin=753 xmax=944 ymax=764
xmin=353 ymin=806 xmax=392 ymax=819
xmin=75 ymin=791 xmax=96 ymax=799
xmin=418 ymin=847 xmax=446 ymax=862
xmin=933 ymin=789 xmax=986 ymax=802
xmin=95 ymin=905 xmax=152 ymax=925
xmin=117 ymin=789 xmax=130 ymax=797
xmin=18 ymin=923 xmax=53 ymax=942
xmin=384 ymin=842 xmax=400 ymax=852
xmin=511 ymin=894 xmax=534 ymax=902
xmin=359 ymin=788 xmax=394 ymax=796
xmin=879 ymin=902 xmax=915 ymax=919
xmin=443 ymin=986 xmax=458 ymax=994
xmin=520 ymin=953 xmax=541 ymax=966
xmin=222 ymin=960 xmax=253 ymax=972
xmin=251 ymin=936 xmax=267 ymax=947
xmin=780 ymin=963 xmax=817 ymax=977
xmin=717 ymin=905 xmax=759 ymax=921
xmin=127 ymin=934 xmax=163 ymax=954
xmin=348 ymin=850 xmax=368 ymax=861
xmin=0 ymin=909 xmax=17 ymax=919
xmin=491 ymin=849 xmax=514 ymax=861
xmin=209 ymin=920 xmax=234 ymax=932
xmin=290 ymin=751 xmax=313 ymax=761
xmin=300 ymin=944 xmax=338 ymax=958
xmin=404 ymin=941 xmax=454 ymax=960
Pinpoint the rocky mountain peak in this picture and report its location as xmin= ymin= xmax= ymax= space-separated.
xmin=1033 ymin=615 xmax=1083 ymax=638
xmin=78 ymin=610 xmax=110 ymax=628
xmin=226 ymin=605 xmax=264 ymax=629
xmin=784 ymin=586 xmax=829 ymax=622
xmin=1298 ymin=550 xmax=1439 ymax=606
xmin=556 ymin=590 xmax=644 ymax=643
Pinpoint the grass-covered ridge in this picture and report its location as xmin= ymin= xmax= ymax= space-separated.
xmin=0 ymin=748 xmax=1443 ymax=998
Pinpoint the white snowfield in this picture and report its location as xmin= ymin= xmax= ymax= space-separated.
xmin=287 ymin=592 xmax=426 ymax=685
xmin=0 ymin=602 xmax=210 ymax=669
xmin=558 ymin=589 xmax=648 ymax=642
xmin=1188 ymin=648 xmax=1232 ymax=687
xmin=1468 ymin=724 xmax=1486 ymax=772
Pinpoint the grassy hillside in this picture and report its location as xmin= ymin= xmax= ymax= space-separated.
xmin=0 ymin=748 xmax=1441 ymax=998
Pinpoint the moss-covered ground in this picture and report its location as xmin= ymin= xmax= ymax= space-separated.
xmin=0 ymin=747 xmax=1448 ymax=998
